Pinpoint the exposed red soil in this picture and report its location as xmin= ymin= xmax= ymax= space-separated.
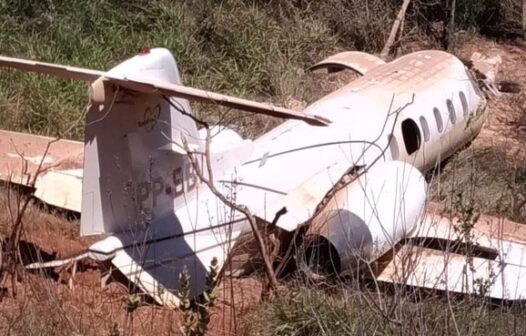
xmin=0 ymin=36 xmax=525 ymax=335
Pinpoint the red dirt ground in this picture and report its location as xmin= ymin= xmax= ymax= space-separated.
xmin=0 ymin=36 xmax=525 ymax=335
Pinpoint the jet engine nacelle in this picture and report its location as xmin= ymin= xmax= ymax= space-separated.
xmin=301 ymin=161 xmax=427 ymax=277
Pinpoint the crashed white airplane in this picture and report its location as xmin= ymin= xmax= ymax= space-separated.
xmin=0 ymin=48 xmax=525 ymax=307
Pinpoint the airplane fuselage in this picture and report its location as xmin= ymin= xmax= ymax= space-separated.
xmin=232 ymin=50 xmax=488 ymax=232
xmin=0 ymin=48 xmax=491 ymax=306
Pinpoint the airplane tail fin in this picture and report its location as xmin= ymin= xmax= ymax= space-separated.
xmin=80 ymin=48 xmax=202 ymax=236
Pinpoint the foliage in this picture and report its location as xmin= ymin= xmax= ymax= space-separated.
xmin=1 ymin=0 xmax=522 ymax=139
xmin=432 ymin=145 xmax=526 ymax=223
xmin=177 ymin=257 xmax=219 ymax=336
xmin=0 ymin=0 xmax=340 ymax=139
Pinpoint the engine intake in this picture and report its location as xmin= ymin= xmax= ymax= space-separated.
xmin=300 ymin=161 xmax=427 ymax=278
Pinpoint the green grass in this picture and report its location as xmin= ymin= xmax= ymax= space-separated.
xmin=1 ymin=0 xmax=521 ymax=139
xmin=0 ymin=0 xmax=344 ymax=138
xmin=431 ymin=145 xmax=526 ymax=223
xmin=1 ymin=2 xmax=526 ymax=335
xmin=242 ymin=284 xmax=526 ymax=336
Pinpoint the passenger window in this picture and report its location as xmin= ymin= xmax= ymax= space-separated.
xmin=401 ymin=119 xmax=421 ymax=155
xmin=446 ymin=99 xmax=456 ymax=124
xmin=459 ymin=91 xmax=469 ymax=116
xmin=433 ymin=108 xmax=443 ymax=133
xmin=419 ymin=116 xmax=430 ymax=142
xmin=388 ymin=134 xmax=399 ymax=160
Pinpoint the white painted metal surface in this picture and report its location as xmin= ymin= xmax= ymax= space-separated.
xmin=310 ymin=51 xmax=386 ymax=75
xmin=0 ymin=51 xmax=326 ymax=126
xmin=378 ymin=214 xmax=526 ymax=300
xmin=34 ymin=169 xmax=83 ymax=211
xmin=0 ymin=130 xmax=83 ymax=187
xmin=3 ymin=48 xmax=520 ymax=304
xmin=232 ymin=50 xmax=487 ymax=233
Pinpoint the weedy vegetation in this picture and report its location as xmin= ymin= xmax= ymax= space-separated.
xmin=0 ymin=0 xmax=526 ymax=335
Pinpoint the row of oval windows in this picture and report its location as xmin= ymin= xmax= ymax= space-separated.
xmin=419 ymin=91 xmax=469 ymax=142
xmin=390 ymin=91 xmax=471 ymax=158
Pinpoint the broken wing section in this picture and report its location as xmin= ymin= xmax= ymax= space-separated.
xmin=0 ymin=130 xmax=83 ymax=211
xmin=376 ymin=212 xmax=526 ymax=300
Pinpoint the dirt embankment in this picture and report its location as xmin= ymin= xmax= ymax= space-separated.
xmin=458 ymin=37 xmax=526 ymax=154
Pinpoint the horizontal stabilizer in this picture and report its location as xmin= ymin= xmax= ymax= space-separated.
xmin=104 ymin=74 xmax=329 ymax=126
xmin=0 ymin=52 xmax=329 ymax=126
xmin=0 ymin=55 xmax=104 ymax=81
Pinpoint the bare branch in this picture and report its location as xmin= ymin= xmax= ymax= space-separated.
xmin=182 ymin=122 xmax=279 ymax=297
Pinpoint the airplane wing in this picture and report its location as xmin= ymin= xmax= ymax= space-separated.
xmin=0 ymin=130 xmax=83 ymax=211
xmin=375 ymin=208 xmax=526 ymax=300
xmin=0 ymin=55 xmax=329 ymax=126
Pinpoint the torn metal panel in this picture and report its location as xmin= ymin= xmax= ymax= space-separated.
xmin=378 ymin=214 xmax=526 ymax=300
xmin=310 ymin=51 xmax=386 ymax=75
xmin=34 ymin=169 xmax=83 ymax=212
xmin=376 ymin=245 xmax=526 ymax=300
xmin=411 ymin=214 xmax=495 ymax=250
xmin=412 ymin=213 xmax=526 ymax=253
xmin=0 ymin=130 xmax=83 ymax=186
xmin=470 ymin=52 xmax=502 ymax=83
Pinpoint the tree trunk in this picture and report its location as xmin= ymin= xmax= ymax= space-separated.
xmin=381 ymin=0 xmax=411 ymax=60
xmin=443 ymin=0 xmax=456 ymax=51
xmin=448 ymin=0 xmax=456 ymax=51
